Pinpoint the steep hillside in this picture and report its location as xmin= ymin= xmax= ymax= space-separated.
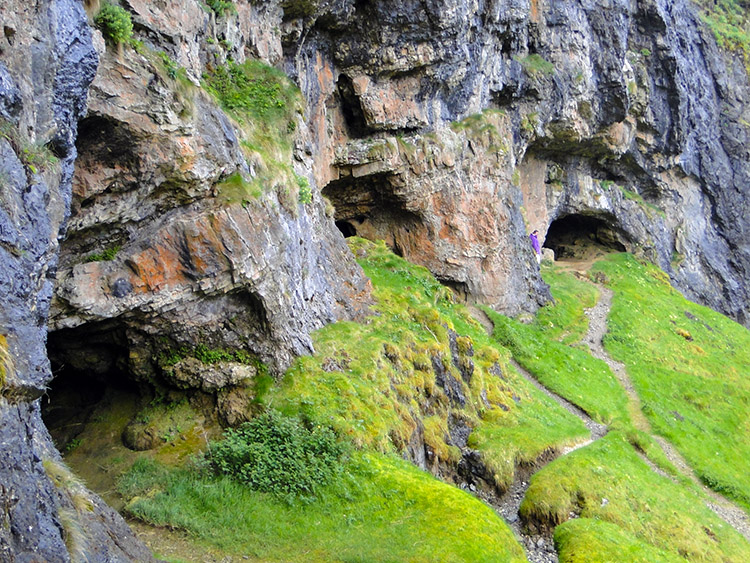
xmin=57 ymin=241 xmax=750 ymax=562
xmin=2 ymin=0 xmax=750 ymax=560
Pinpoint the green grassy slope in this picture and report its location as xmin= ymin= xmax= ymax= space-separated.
xmin=121 ymin=453 xmax=524 ymax=562
xmin=115 ymin=239 xmax=598 ymax=561
xmin=108 ymin=244 xmax=750 ymax=561
xmin=521 ymin=432 xmax=750 ymax=562
xmin=484 ymin=267 xmax=632 ymax=431
xmin=592 ymin=253 xmax=750 ymax=510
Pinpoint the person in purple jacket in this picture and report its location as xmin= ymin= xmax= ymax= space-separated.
xmin=529 ymin=229 xmax=541 ymax=264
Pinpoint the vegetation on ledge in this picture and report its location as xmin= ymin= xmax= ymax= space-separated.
xmin=202 ymin=60 xmax=309 ymax=209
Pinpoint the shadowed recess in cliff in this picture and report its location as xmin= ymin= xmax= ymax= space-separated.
xmin=43 ymin=322 xmax=140 ymax=454
xmin=322 ymin=172 xmax=422 ymax=253
xmin=545 ymin=213 xmax=627 ymax=260
xmin=336 ymin=74 xmax=372 ymax=138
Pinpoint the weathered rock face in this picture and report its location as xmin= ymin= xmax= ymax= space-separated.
xmin=4 ymin=0 xmax=750 ymax=557
xmin=47 ymin=4 xmax=372 ymax=408
xmin=0 ymin=0 xmax=152 ymax=560
xmin=285 ymin=0 xmax=750 ymax=324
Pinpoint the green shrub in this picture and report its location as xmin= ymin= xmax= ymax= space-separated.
xmin=203 ymin=60 xmax=299 ymax=125
xmin=95 ymin=3 xmax=133 ymax=45
xmin=206 ymin=410 xmax=347 ymax=501
xmin=296 ymin=175 xmax=312 ymax=204
xmin=205 ymin=0 xmax=236 ymax=16
xmin=85 ymin=245 xmax=120 ymax=263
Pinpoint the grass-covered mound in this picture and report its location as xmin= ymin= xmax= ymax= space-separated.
xmin=521 ymin=432 xmax=750 ymax=562
xmin=484 ymin=265 xmax=632 ymax=431
xmin=554 ymin=518 xmax=683 ymax=563
xmin=120 ymin=452 xmax=525 ymax=562
xmin=592 ymin=254 xmax=750 ymax=510
xmin=269 ymin=238 xmax=590 ymax=488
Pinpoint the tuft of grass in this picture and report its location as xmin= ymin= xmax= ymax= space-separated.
xmin=205 ymin=0 xmax=236 ymax=17
xmin=95 ymin=2 xmax=133 ymax=45
xmin=618 ymin=185 xmax=665 ymax=218
xmin=515 ymin=53 xmax=556 ymax=75
xmin=697 ymin=0 xmax=750 ymax=70
xmin=58 ymin=508 xmax=90 ymax=562
xmin=0 ymin=334 xmax=12 ymax=387
xmin=44 ymin=459 xmax=95 ymax=514
xmin=591 ymin=253 xmax=750 ymax=510
xmin=84 ymin=245 xmax=120 ymax=263
xmin=521 ymin=432 xmax=750 ymax=561
xmin=0 ymin=119 xmax=59 ymax=175
xmin=119 ymin=452 xmax=526 ymax=562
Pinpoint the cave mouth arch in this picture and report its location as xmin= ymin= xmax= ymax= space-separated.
xmin=544 ymin=213 xmax=627 ymax=260
xmin=335 ymin=220 xmax=357 ymax=238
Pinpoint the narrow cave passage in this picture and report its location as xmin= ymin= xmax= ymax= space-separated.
xmin=544 ymin=214 xmax=627 ymax=260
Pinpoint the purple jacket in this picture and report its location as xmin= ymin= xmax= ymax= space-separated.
xmin=529 ymin=233 xmax=541 ymax=254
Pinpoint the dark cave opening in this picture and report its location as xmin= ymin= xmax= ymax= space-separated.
xmin=335 ymin=220 xmax=357 ymax=238
xmin=336 ymin=74 xmax=371 ymax=138
xmin=76 ymin=115 xmax=139 ymax=169
xmin=544 ymin=213 xmax=627 ymax=260
xmin=42 ymin=324 xmax=144 ymax=453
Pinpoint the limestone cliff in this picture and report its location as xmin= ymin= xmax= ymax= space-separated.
xmin=2 ymin=0 xmax=750 ymax=559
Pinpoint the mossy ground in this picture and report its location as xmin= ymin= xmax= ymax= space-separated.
xmin=521 ymin=432 xmax=750 ymax=562
xmin=591 ymin=253 xmax=750 ymax=510
xmin=120 ymin=452 xmax=525 ymax=562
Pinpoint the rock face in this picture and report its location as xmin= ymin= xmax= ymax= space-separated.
xmin=0 ymin=0 xmax=152 ymax=560
xmin=3 ymin=0 xmax=750 ymax=558
xmin=286 ymin=0 xmax=750 ymax=324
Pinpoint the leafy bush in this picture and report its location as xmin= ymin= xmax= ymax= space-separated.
xmin=95 ymin=2 xmax=133 ymax=45
xmin=206 ymin=410 xmax=347 ymax=500
xmin=205 ymin=0 xmax=236 ymax=17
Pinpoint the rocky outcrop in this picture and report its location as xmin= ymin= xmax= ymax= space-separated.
xmin=284 ymin=0 xmax=750 ymax=325
xmin=0 ymin=0 xmax=152 ymax=560
xmin=47 ymin=4 xmax=372 ymax=408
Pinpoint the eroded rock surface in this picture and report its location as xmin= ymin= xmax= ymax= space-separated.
xmin=0 ymin=0 xmax=152 ymax=560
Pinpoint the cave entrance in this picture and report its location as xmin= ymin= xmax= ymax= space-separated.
xmin=42 ymin=323 xmax=144 ymax=456
xmin=544 ymin=213 xmax=627 ymax=261
xmin=335 ymin=220 xmax=357 ymax=238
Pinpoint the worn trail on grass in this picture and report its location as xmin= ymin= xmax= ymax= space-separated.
xmin=470 ymin=307 xmax=608 ymax=563
xmin=583 ymin=287 xmax=750 ymax=542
